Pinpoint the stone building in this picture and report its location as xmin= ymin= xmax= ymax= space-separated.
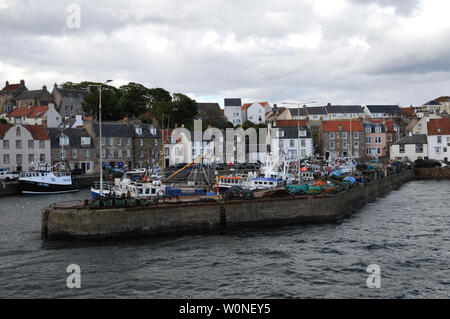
xmin=322 ymin=120 xmax=365 ymax=160
xmin=0 ymin=80 xmax=28 ymax=115
xmin=129 ymin=123 xmax=161 ymax=169
xmin=6 ymin=103 xmax=62 ymax=127
xmin=47 ymin=127 xmax=97 ymax=174
xmin=13 ymin=85 xmax=52 ymax=108
xmin=84 ymin=121 xmax=134 ymax=170
xmin=51 ymin=83 xmax=88 ymax=119
xmin=0 ymin=124 xmax=51 ymax=171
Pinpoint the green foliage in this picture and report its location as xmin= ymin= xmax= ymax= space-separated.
xmin=117 ymin=82 xmax=151 ymax=118
xmin=0 ymin=118 xmax=7 ymax=124
xmin=171 ymin=93 xmax=198 ymax=130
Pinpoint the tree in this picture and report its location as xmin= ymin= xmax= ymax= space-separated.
xmin=171 ymin=93 xmax=198 ymax=130
xmin=0 ymin=118 xmax=7 ymax=124
xmin=81 ymin=85 xmax=121 ymax=121
xmin=117 ymin=82 xmax=152 ymax=118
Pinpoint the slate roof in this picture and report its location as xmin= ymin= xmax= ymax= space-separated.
xmin=394 ymin=134 xmax=427 ymax=145
xmin=57 ymin=88 xmax=88 ymax=98
xmin=48 ymin=128 xmax=94 ymax=148
xmin=130 ymin=123 xmax=160 ymax=138
xmin=13 ymin=89 xmax=46 ymax=100
xmin=1 ymin=83 xmax=21 ymax=92
xmin=325 ymin=105 xmax=363 ymax=114
xmin=274 ymin=126 xmax=311 ymax=139
xmin=289 ymin=108 xmax=308 ymax=117
xmin=366 ymin=105 xmax=401 ymax=114
xmin=306 ymin=106 xmax=327 ymax=115
xmin=224 ymin=98 xmax=242 ymax=107
xmin=93 ymin=123 xmax=131 ymax=137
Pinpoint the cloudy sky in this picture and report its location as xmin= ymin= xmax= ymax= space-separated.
xmin=1 ymin=0 xmax=450 ymax=107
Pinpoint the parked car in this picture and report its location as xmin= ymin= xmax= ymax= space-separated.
xmin=0 ymin=170 xmax=20 ymax=181
xmin=414 ymin=159 xmax=442 ymax=168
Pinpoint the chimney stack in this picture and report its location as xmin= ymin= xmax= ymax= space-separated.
xmin=20 ymin=80 xmax=25 ymax=85
xmin=5 ymin=81 xmax=9 ymax=86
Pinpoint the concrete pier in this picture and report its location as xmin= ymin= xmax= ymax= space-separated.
xmin=42 ymin=169 xmax=415 ymax=240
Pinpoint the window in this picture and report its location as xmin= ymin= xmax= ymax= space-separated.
xmin=16 ymin=140 xmax=22 ymax=149
xmin=61 ymin=149 xmax=66 ymax=159
xmin=72 ymin=149 xmax=77 ymax=158
xmin=139 ymin=138 xmax=144 ymax=146
xmin=301 ymin=139 xmax=306 ymax=147
xmin=85 ymin=149 xmax=91 ymax=158
xmin=330 ymin=141 xmax=335 ymax=149
xmin=290 ymin=140 xmax=295 ymax=148
xmin=140 ymin=150 xmax=144 ymax=158
xmin=342 ymin=132 xmax=348 ymax=139
xmin=118 ymin=149 xmax=123 ymax=158
xmin=109 ymin=137 xmax=114 ymax=146
xmin=60 ymin=136 xmax=69 ymax=146
xmin=435 ymin=147 xmax=441 ymax=153
xmin=354 ymin=151 xmax=359 ymax=158
xmin=276 ymin=130 xmax=284 ymax=138
xmin=39 ymin=140 xmax=45 ymax=149
xmin=16 ymin=154 xmax=22 ymax=164
xmin=437 ymin=136 xmax=442 ymax=144
xmin=329 ymin=132 xmax=335 ymax=139
xmin=416 ymin=144 xmax=423 ymax=153
xmin=400 ymin=144 xmax=405 ymax=153
xmin=299 ymin=129 xmax=306 ymax=137
xmin=118 ymin=137 xmax=122 ymax=146
xmin=387 ymin=134 xmax=393 ymax=142
xmin=109 ymin=149 xmax=114 ymax=158
xmin=126 ymin=138 xmax=131 ymax=145
xmin=4 ymin=154 xmax=10 ymax=164
xmin=40 ymin=154 xmax=45 ymax=162
xmin=102 ymin=149 xmax=106 ymax=158
xmin=81 ymin=137 xmax=91 ymax=146
xmin=28 ymin=140 xmax=34 ymax=149
xmin=375 ymin=136 xmax=382 ymax=144
xmin=343 ymin=141 xmax=347 ymax=149
xmin=377 ymin=148 xmax=381 ymax=155
xmin=354 ymin=141 xmax=359 ymax=148
xmin=28 ymin=154 xmax=34 ymax=163
xmin=366 ymin=148 xmax=372 ymax=155
xmin=127 ymin=149 xmax=131 ymax=157
xmin=101 ymin=137 xmax=105 ymax=146
xmin=366 ymin=137 xmax=372 ymax=144
xmin=365 ymin=126 xmax=371 ymax=133
xmin=16 ymin=127 xmax=21 ymax=137
xmin=375 ymin=126 xmax=382 ymax=133
xmin=279 ymin=139 xmax=284 ymax=147
xmin=150 ymin=128 xmax=157 ymax=135
xmin=3 ymin=140 xmax=9 ymax=149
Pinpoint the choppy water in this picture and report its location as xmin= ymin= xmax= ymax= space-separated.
xmin=0 ymin=180 xmax=449 ymax=298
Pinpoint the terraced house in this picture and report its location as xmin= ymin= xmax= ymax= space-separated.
xmin=129 ymin=123 xmax=161 ymax=169
xmin=322 ymin=120 xmax=365 ymax=159
xmin=12 ymin=85 xmax=52 ymax=108
xmin=84 ymin=121 xmax=133 ymax=170
xmin=47 ymin=128 xmax=97 ymax=174
xmin=0 ymin=124 xmax=50 ymax=171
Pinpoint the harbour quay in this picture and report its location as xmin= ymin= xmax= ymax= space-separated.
xmin=42 ymin=169 xmax=416 ymax=240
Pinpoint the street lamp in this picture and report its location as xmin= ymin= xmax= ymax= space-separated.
xmin=88 ymin=80 xmax=113 ymax=196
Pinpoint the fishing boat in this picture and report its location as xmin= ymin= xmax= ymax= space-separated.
xmin=18 ymin=163 xmax=79 ymax=195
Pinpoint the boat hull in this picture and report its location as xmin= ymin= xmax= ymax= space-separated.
xmin=19 ymin=180 xmax=80 ymax=195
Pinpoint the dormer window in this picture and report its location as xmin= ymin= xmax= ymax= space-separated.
xmin=136 ymin=127 xmax=142 ymax=135
xmin=59 ymin=136 xmax=69 ymax=146
xmin=81 ymin=137 xmax=91 ymax=146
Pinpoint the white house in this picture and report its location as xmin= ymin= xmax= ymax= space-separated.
xmin=224 ymin=98 xmax=243 ymax=126
xmin=390 ymin=133 xmax=428 ymax=162
xmin=242 ymin=102 xmax=271 ymax=124
xmin=271 ymin=125 xmax=314 ymax=160
xmin=6 ymin=103 xmax=62 ymax=128
xmin=427 ymin=118 xmax=450 ymax=162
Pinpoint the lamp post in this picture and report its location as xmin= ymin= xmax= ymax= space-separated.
xmin=88 ymin=80 xmax=113 ymax=196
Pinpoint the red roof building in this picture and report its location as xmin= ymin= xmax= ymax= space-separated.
xmin=323 ymin=120 xmax=364 ymax=132
xmin=275 ymin=119 xmax=308 ymax=127
xmin=428 ymin=118 xmax=450 ymax=136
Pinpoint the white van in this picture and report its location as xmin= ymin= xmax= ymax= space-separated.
xmin=0 ymin=170 xmax=19 ymax=181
